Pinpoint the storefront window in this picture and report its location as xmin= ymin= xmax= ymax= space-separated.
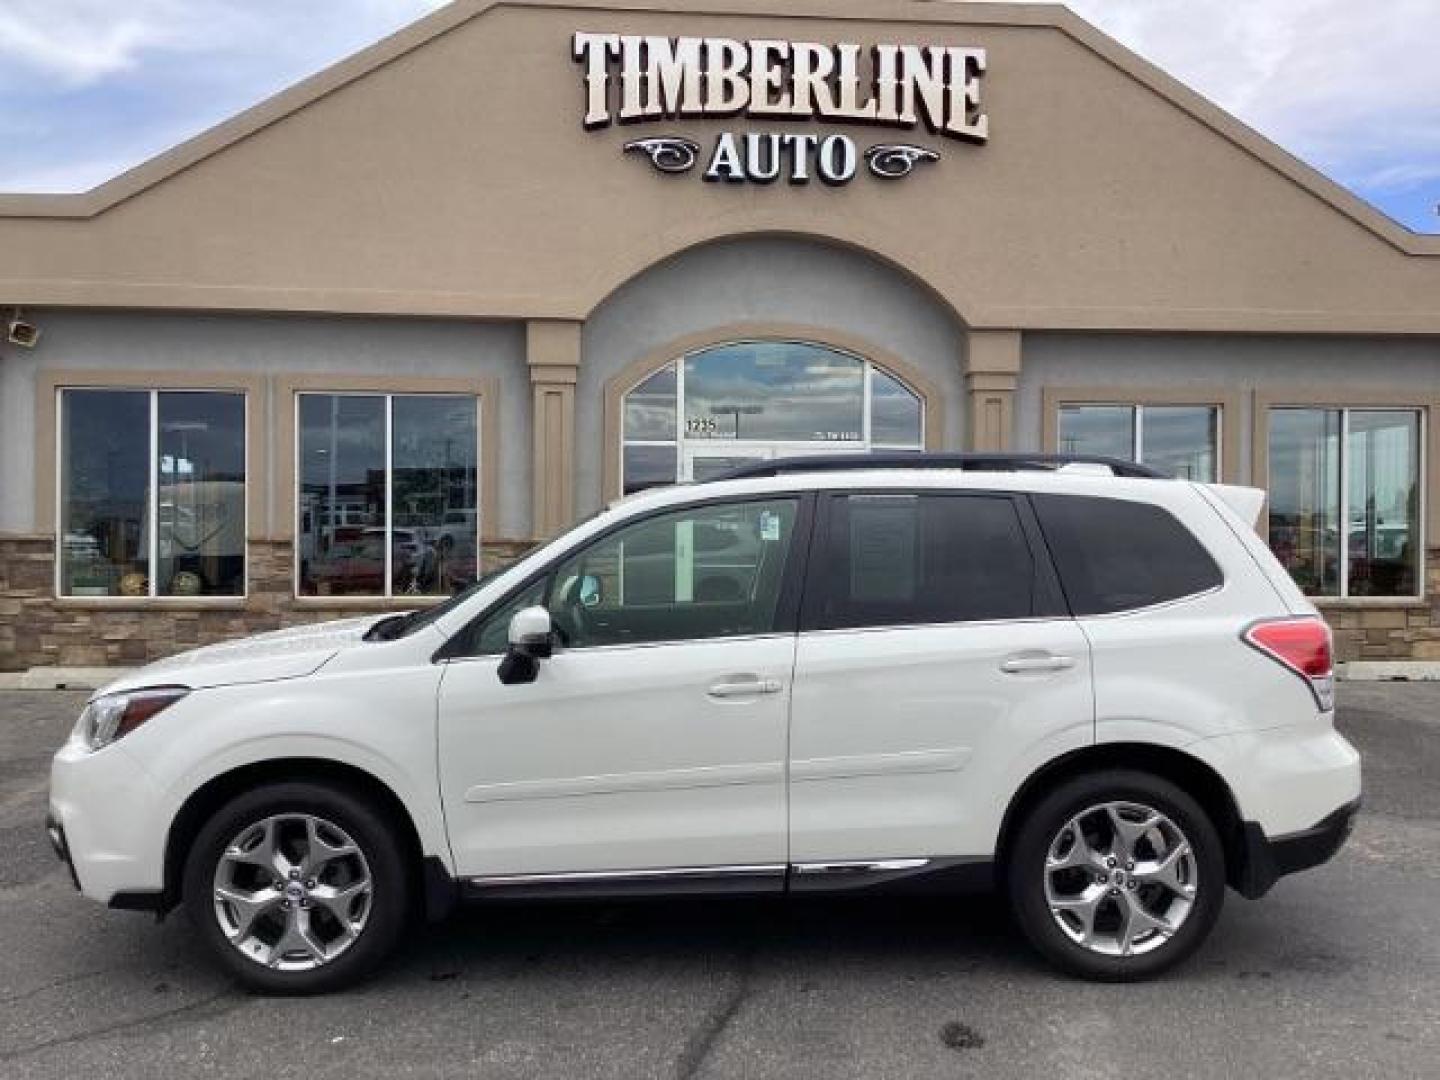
xmin=59 ymin=389 xmax=246 ymax=598
xmin=620 ymin=341 xmax=924 ymax=494
xmin=1058 ymin=404 xmax=1218 ymax=481
xmin=297 ymin=393 xmax=479 ymax=598
xmin=1268 ymin=408 xmax=1421 ymax=599
xmin=684 ymin=342 xmax=865 ymax=442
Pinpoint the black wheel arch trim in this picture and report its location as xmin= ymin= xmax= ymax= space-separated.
xmin=1234 ymin=797 xmax=1361 ymax=900
xmin=160 ymin=758 xmax=440 ymax=919
xmin=995 ymin=742 xmax=1258 ymax=897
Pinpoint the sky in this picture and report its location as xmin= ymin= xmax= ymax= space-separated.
xmin=0 ymin=0 xmax=1435 ymax=233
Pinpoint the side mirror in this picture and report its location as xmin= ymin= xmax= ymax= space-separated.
xmin=498 ymin=606 xmax=553 ymax=686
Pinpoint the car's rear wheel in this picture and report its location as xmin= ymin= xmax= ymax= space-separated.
xmin=1006 ymin=770 xmax=1225 ymax=981
xmin=182 ymin=781 xmax=411 ymax=995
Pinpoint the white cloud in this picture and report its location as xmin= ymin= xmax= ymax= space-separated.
xmin=0 ymin=0 xmax=447 ymax=87
xmin=996 ymin=0 xmax=1440 ymax=196
xmin=0 ymin=1 xmax=174 ymax=85
xmin=0 ymin=1 xmax=450 ymax=193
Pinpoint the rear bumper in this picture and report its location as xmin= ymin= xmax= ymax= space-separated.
xmin=1235 ymin=797 xmax=1361 ymax=900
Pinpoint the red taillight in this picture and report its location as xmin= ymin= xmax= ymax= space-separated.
xmin=1243 ymin=617 xmax=1334 ymax=710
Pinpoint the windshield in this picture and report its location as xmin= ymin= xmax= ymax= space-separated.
xmin=366 ymin=567 xmax=508 ymax=642
xmin=369 ymin=507 xmax=616 ymax=642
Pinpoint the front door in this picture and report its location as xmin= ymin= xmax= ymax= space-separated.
xmin=788 ymin=491 xmax=1094 ymax=867
xmin=436 ymin=495 xmax=810 ymax=882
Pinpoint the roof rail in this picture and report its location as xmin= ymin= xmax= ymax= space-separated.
xmin=712 ymin=452 xmax=1168 ymax=482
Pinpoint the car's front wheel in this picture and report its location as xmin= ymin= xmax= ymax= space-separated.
xmin=182 ymin=781 xmax=411 ymax=994
xmin=1006 ymin=770 xmax=1225 ymax=981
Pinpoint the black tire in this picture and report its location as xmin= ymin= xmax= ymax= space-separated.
xmin=1006 ymin=769 xmax=1225 ymax=982
xmin=182 ymin=781 xmax=412 ymax=995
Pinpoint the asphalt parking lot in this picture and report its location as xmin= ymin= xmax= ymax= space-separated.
xmin=1 ymin=686 xmax=1437 ymax=1079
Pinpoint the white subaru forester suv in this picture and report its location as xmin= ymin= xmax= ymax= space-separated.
xmin=48 ymin=454 xmax=1361 ymax=994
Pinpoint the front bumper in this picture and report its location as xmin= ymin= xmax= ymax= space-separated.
xmin=49 ymin=736 xmax=169 ymax=905
xmin=1235 ymin=797 xmax=1362 ymax=900
xmin=45 ymin=811 xmax=82 ymax=891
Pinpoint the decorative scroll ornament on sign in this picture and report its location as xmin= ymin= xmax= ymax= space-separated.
xmin=865 ymin=144 xmax=943 ymax=179
xmin=623 ymin=137 xmax=703 ymax=174
xmin=578 ymin=32 xmax=986 ymax=187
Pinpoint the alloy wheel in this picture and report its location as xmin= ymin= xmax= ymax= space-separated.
xmin=1042 ymin=801 xmax=1198 ymax=958
xmin=211 ymin=813 xmax=373 ymax=972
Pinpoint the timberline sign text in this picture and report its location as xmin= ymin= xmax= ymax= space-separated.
xmin=573 ymin=32 xmax=988 ymax=186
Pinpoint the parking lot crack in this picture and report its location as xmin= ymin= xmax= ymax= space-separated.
xmin=674 ymin=952 xmax=755 ymax=1080
xmin=0 ymin=990 xmax=242 ymax=1064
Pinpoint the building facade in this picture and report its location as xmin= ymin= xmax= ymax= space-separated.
xmin=2 ymin=0 xmax=1438 ymax=672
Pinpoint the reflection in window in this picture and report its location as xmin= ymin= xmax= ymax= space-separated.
xmin=620 ymin=342 xmax=925 ymax=494
xmin=394 ymin=396 xmax=480 ymax=596
xmin=622 ymin=445 xmax=678 ymax=497
xmin=871 ymin=369 xmax=924 ymax=448
xmin=1348 ymin=412 xmax=1421 ymax=598
xmin=298 ymin=393 xmax=479 ymax=598
xmin=1058 ymin=404 xmax=1218 ymax=481
xmin=624 ymin=365 xmax=677 ymax=441
xmin=1058 ymin=406 xmax=1133 ymax=462
xmin=1268 ymin=409 xmax=1341 ymax=597
xmin=1269 ymin=408 xmax=1422 ymax=598
xmin=59 ymin=389 xmax=247 ymax=597
xmin=1269 ymin=408 xmax=1421 ymax=599
xmin=685 ymin=342 xmax=864 ymax=442
xmin=157 ymin=393 xmax=247 ymax=596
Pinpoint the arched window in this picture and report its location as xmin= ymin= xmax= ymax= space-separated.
xmin=621 ymin=341 xmax=925 ymax=494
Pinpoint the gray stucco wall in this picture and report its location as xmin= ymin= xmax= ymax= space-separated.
xmin=577 ymin=236 xmax=968 ymax=516
xmin=0 ymin=312 xmax=530 ymax=538
xmin=1017 ymin=333 xmax=1440 ymax=484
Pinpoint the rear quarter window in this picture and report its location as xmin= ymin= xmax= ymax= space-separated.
xmin=1032 ymin=493 xmax=1223 ymax=615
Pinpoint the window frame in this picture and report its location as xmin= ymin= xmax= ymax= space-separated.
xmin=798 ymin=489 xmax=1069 ymax=634
xmin=1055 ymin=402 xmax=1222 ymax=482
xmin=274 ymin=374 xmax=499 ymax=610
xmin=53 ymin=385 xmax=251 ymax=602
xmin=439 ymin=491 xmax=818 ymax=661
xmin=1263 ymin=403 xmax=1427 ymax=602
xmin=293 ymin=389 xmax=484 ymax=601
xmin=1042 ymin=388 xmax=1241 ymax=485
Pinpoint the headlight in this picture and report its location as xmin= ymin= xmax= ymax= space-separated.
xmin=72 ymin=687 xmax=189 ymax=751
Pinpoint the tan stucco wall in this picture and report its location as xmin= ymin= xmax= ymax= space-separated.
xmin=0 ymin=0 xmax=1436 ymax=333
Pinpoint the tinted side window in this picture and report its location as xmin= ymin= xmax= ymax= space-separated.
xmin=547 ymin=499 xmax=800 ymax=649
xmin=810 ymin=494 xmax=1036 ymax=630
xmin=1031 ymin=493 xmax=1223 ymax=615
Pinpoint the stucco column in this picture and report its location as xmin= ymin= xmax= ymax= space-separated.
xmin=527 ymin=320 xmax=581 ymax=539
xmin=964 ymin=330 xmax=1022 ymax=452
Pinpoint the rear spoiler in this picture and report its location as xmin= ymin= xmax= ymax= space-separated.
xmin=1197 ymin=482 xmax=1313 ymax=614
xmin=1204 ymin=484 xmax=1266 ymax=529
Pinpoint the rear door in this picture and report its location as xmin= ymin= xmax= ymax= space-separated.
xmin=788 ymin=490 xmax=1094 ymax=869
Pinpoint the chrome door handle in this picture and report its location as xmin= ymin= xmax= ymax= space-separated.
xmin=1000 ymin=655 xmax=1076 ymax=675
xmin=707 ymin=678 xmax=783 ymax=699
